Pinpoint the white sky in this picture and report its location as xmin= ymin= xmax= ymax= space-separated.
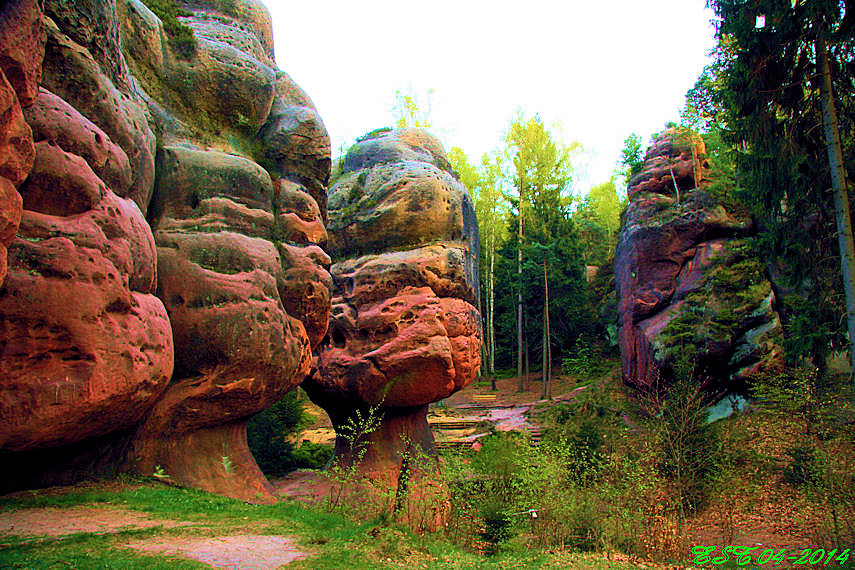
xmin=266 ymin=1 xmax=718 ymax=195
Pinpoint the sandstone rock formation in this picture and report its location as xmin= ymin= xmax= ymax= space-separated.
xmin=0 ymin=0 xmax=330 ymax=502
xmin=303 ymin=129 xmax=480 ymax=516
xmin=0 ymin=0 xmax=41 ymax=288
xmin=615 ymin=128 xmax=783 ymax=393
xmin=117 ymin=0 xmax=330 ymax=503
xmin=0 ymin=0 xmax=174 ymax=491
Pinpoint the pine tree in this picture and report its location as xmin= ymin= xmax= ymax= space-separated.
xmin=707 ymin=0 xmax=855 ymax=373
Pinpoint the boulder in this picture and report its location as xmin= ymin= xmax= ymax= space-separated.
xmin=0 ymin=71 xmax=32 ymax=287
xmin=616 ymin=128 xmax=783 ymax=393
xmin=40 ymin=13 xmax=156 ymax=213
xmin=129 ymin=146 xmax=317 ymax=502
xmin=0 ymin=0 xmax=331 ymax=503
xmin=0 ymin=0 xmax=46 ymax=108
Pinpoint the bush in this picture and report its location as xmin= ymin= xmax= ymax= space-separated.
xmin=640 ymin=357 xmax=718 ymax=518
xmin=142 ymin=0 xmax=197 ymax=59
xmin=247 ymin=390 xmax=329 ymax=476
xmin=479 ymin=501 xmax=512 ymax=551
xmin=561 ymin=336 xmax=605 ymax=380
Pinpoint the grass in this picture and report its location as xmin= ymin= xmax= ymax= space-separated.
xmin=0 ymin=476 xmax=659 ymax=569
xmin=4 ymin=358 xmax=850 ymax=568
xmin=141 ymin=0 xmax=197 ymax=59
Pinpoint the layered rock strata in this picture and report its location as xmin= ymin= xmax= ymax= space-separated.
xmin=0 ymin=0 xmax=330 ymax=502
xmin=303 ymin=129 xmax=480 ymax=517
xmin=615 ymin=128 xmax=783 ymax=393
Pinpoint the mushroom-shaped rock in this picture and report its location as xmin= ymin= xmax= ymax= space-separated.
xmin=303 ymin=129 xmax=480 ymax=524
xmin=0 ymin=0 xmax=331 ymax=501
xmin=117 ymin=0 xmax=331 ymax=502
xmin=616 ymin=128 xmax=783 ymax=394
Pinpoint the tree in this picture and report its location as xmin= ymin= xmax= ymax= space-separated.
xmin=392 ymin=87 xmax=433 ymax=129
xmin=448 ymin=148 xmax=510 ymax=388
xmin=575 ymin=179 xmax=622 ymax=266
xmin=447 ymin=147 xmax=479 ymax=192
xmin=504 ymin=113 xmax=584 ymax=392
xmin=619 ymin=133 xmax=644 ymax=180
xmin=706 ymin=0 xmax=855 ymax=374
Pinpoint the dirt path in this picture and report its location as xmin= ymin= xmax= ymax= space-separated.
xmin=0 ymin=504 xmax=307 ymax=568
xmin=125 ymin=535 xmax=305 ymax=568
xmin=0 ymin=505 xmax=197 ymax=537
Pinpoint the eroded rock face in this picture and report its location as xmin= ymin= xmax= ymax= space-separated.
xmin=616 ymin=129 xmax=783 ymax=393
xmin=118 ymin=0 xmax=330 ymax=502
xmin=0 ymin=0 xmax=42 ymax=287
xmin=303 ymin=129 xmax=480 ymax=513
xmin=0 ymin=0 xmax=174 ymax=492
xmin=0 ymin=0 xmax=330 ymax=502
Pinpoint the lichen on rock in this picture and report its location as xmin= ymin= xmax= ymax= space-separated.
xmin=303 ymin=128 xmax=481 ymax=527
xmin=615 ymin=128 xmax=783 ymax=395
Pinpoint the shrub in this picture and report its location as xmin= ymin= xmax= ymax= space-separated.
xmin=247 ymin=390 xmax=328 ymax=476
xmin=479 ymin=501 xmax=512 ymax=551
xmin=640 ymin=357 xmax=718 ymax=521
xmin=142 ymin=0 xmax=197 ymax=59
xmin=561 ymin=336 xmax=605 ymax=380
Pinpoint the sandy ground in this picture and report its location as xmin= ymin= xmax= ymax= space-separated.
xmin=0 ymin=506 xmax=196 ymax=537
xmin=124 ymin=535 xmax=305 ymax=568
xmin=0 ymin=504 xmax=307 ymax=568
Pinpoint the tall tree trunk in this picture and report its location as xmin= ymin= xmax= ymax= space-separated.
xmin=544 ymin=260 xmax=552 ymax=400
xmin=525 ymin=327 xmax=530 ymax=391
xmin=818 ymin=30 xmax=855 ymax=382
xmin=541 ymin=297 xmax=547 ymax=399
xmin=489 ymin=228 xmax=496 ymax=388
xmin=517 ymin=211 xmax=524 ymax=392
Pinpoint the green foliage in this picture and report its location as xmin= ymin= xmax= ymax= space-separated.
xmin=443 ymin=375 xmax=685 ymax=557
xmin=488 ymin=114 xmax=590 ymax=370
xmin=141 ymin=0 xmax=197 ymax=59
xmin=246 ymin=391 xmax=329 ymax=477
xmin=783 ymin=442 xmax=821 ymax=487
xmin=748 ymin=365 xmax=855 ymax=545
xmin=354 ymin=127 xmax=392 ymax=144
xmin=642 ymin=357 xmax=719 ymax=517
xmin=561 ymin=336 xmax=606 ymax=380
xmin=657 ymin=239 xmax=774 ymax=377
xmin=479 ymin=501 xmax=512 ymax=550
xmin=703 ymin=0 xmax=855 ymax=369
xmin=323 ymin=405 xmax=383 ymax=516
xmin=575 ymin=179 xmax=624 ymax=267
xmin=446 ymin=147 xmax=479 ymax=192
xmin=619 ymin=133 xmax=644 ymax=179
xmin=0 ymin=477 xmax=656 ymax=569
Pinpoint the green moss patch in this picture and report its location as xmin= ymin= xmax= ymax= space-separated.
xmin=657 ymin=240 xmax=774 ymax=370
xmin=142 ymin=0 xmax=197 ymax=59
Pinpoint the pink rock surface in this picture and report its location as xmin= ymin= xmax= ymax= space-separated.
xmin=0 ymin=135 xmax=172 ymax=455
xmin=0 ymin=0 xmax=45 ymax=108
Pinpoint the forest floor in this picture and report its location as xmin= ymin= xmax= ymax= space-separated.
xmin=3 ymin=362 xmax=851 ymax=568
xmin=0 ymin=478 xmax=680 ymax=569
